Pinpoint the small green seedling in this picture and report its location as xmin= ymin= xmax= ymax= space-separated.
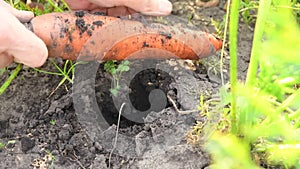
xmin=104 ymin=60 xmax=130 ymax=96
xmin=0 ymin=140 xmax=16 ymax=150
xmin=240 ymin=0 xmax=259 ymax=24
xmin=45 ymin=149 xmax=56 ymax=168
xmin=211 ymin=17 xmax=226 ymax=39
xmin=34 ymin=60 xmax=84 ymax=96
xmin=49 ymin=119 xmax=56 ymax=126
xmin=0 ymin=142 xmax=5 ymax=149
xmin=0 ymin=64 xmax=22 ymax=95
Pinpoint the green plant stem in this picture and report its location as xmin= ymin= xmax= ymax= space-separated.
xmin=51 ymin=60 xmax=73 ymax=83
xmin=277 ymin=88 xmax=300 ymax=114
xmin=60 ymin=0 xmax=71 ymax=11
xmin=0 ymin=64 xmax=22 ymax=95
xmin=220 ymin=0 xmax=231 ymax=85
xmin=239 ymin=6 xmax=259 ymax=13
xmin=46 ymin=0 xmax=64 ymax=12
xmin=268 ymin=99 xmax=295 ymax=115
xmin=245 ymin=0 xmax=272 ymax=86
xmin=229 ymin=0 xmax=240 ymax=134
xmin=33 ymin=68 xmax=64 ymax=76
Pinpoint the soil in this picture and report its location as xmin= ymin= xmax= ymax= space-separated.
xmin=0 ymin=0 xmax=253 ymax=169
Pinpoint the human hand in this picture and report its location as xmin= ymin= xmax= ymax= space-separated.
xmin=0 ymin=1 xmax=47 ymax=68
xmin=65 ymin=0 xmax=172 ymax=16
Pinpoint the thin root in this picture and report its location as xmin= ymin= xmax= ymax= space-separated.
xmin=108 ymin=103 xmax=126 ymax=168
xmin=167 ymin=95 xmax=199 ymax=115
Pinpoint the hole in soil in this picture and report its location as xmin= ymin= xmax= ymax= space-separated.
xmin=95 ymin=78 xmax=135 ymax=128
xmin=95 ymin=67 xmax=174 ymax=128
xmin=129 ymin=68 xmax=173 ymax=112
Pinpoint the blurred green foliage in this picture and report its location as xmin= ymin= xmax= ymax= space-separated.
xmin=199 ymin=0 xmax=300 ymax=168
xmin=5 ymin=0 xmax=69 ymax=15
xmin=240 ymin=0 xmax=300 ymax=25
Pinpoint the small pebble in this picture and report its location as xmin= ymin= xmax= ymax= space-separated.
xmin=94 ymin=142 xmax=103 ymax=151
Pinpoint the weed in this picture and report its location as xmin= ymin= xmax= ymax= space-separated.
xmin=202 ymin=55 xmax=222 ymax=78
xmin=0 ymin=140 xmax=16 ymax=150
xmin=240 ymin=0 xmax=259 ymax=24
xmin=34 ymin=60 xmax=84 ymax=96
xmin=0 ymin=64 xmax=23 ymax=95
xmin=239 ymin=0 xmax=300 ymax=25
xmin=190 ymin=0 xmax=300 ymax=168
xmin=210 ymin=17 xmax=226 ymax=39
xmin=45 ymin=149 xmax=56 ymax=166
xmin=32 ymin=149 xmax=56 ymax=169
xmin=49 ymin=119 xmax=56 ymax=125
xmin=104 ymin=60 xmax=130 ymax=96
xmin=0 ymin=142 xmax=5 ymax=149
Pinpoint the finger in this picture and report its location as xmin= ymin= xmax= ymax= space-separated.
xmin=89 ymin=0 xmax=172 ymax=16
xmin=0 ymin=10 xmax=48 ymax=68
xmin=11 ymin=9 xmax=34 ymax=22
xmin=10 ymin=27 xmax=48 ymax=67
xmin=65 ymin=0 xmax=172 ymax=16
xmin=91 ymin=6 xmax=137 ymax=16
xmin=0 ymin=53 xmax=13 ymax=68
xmin=106 ymin=6 xmax=137 ymax=16
xmin=64 ymin=0 xmax=97 ymax=10
xmin=0 ymin=0 xmax=34 ymax=22
xmin=79 ymin=0 xmax=123 ymax=8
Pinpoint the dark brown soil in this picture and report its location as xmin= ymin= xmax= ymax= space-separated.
xmin=0 ymin=0 xmax=253 ymax=168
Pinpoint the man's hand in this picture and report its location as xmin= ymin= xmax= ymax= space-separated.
xmin=0 ymin=1 xmax=47 ymax=68
xmin=65 ymin=0 xmax=172 ymax=16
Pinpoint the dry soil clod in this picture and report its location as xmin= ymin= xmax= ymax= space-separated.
xmin=195 ymin=0 xmax=219 ymax=7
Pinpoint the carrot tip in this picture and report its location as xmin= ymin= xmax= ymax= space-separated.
xmin=207 ymin=33 xmax=223 ymax=51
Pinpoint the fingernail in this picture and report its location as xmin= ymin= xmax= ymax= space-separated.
xmin=158 ymin=0 xmax=172 ymax=14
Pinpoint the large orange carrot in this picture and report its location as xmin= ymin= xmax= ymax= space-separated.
xmin=27 ymin=11 xmax=222 ymax=61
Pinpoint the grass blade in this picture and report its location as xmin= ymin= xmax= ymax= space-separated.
xmin=0 ymin=64 xmax=22 ymax=95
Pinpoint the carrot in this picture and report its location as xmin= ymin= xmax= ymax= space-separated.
xmin=28 ymin=11 xmax=222 ymax=61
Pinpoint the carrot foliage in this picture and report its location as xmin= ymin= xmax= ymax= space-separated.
xmin=201 ymin=0 xmax=300 ymax=168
